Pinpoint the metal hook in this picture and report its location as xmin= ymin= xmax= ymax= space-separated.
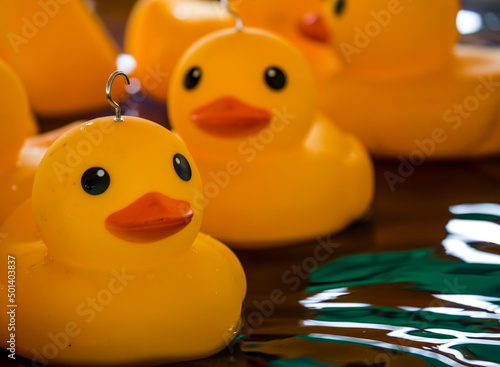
xmin=106 ymin=70 xmax=130 ymax=122
xmin=221 ymin=0 xmax=243 ymax=31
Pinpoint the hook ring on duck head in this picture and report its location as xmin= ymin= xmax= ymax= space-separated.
xmin=106 ymin=70 xmax=130 ymax=122
xmin=221 ymin=0 xmax=243 ymax=31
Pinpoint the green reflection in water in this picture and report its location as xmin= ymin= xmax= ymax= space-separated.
xmin=308 ymin=248 xmax=500 ymax=296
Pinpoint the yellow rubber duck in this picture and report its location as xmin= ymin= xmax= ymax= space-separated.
xmin=169 ymin=27 xmax=374 ymax=248
xmin=301 ymin=0 xmax=500 ymax=158
xmin=0 ymin=0 xmax=121 ymax=116
xmin=232 ymin=0 xmax=340 ymax=83
xmin=0 ymin=59 xmax=73 ymax=225
xmin=125 ymin=0 xmax=339 ymax=102
xmin=0 ymin=110 xmax=246 ymax=365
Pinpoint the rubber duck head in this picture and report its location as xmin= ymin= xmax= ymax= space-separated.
xmin=300 ymin=0 xmax=460 ymax=74
xmin=169 ymin=27 xmax=317 ymax=154
xmin=0 ymin=59 xmax=35 ymax=173
xmin=232 ymin=0 xmax=325 ymax=37
xmin=32 ymin=117 xmax=203 ymax=269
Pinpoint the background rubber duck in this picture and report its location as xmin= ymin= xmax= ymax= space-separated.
xmin=232 ymin=0 xmax=340 ymax=83
xmin=169 ymin=27 xmax=374 ymax=247
xmin=125 ymin=0 xmax=339 ymax=102
xmin=0 ymin=59 xmax=72 ymax=225
xmin=0 ymin=116 xmax=246 ymax=366
xmin=0 ymin=0 xmax=122 ymax=116
xmin=125 ymin=0 xmax=233 ymax=102
xmin=300 ymin=0 xmax=500 ymax=158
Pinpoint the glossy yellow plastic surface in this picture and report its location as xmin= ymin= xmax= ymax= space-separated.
xmin=169 ymin=28 xmax=374 ymax=248
xmin=0 ymin=0 xmax=121 ymax=116
xmin=312 ymin=0 xmax=500 ymax=158
xmin=232 ymin=0 xmax=340 ymax=83
xmin=0 ymin=59 xmax=55 ymax=225
xmin=125 ymin=0 xmax=339 ymax=102
xmin=125 ymin=0 xmax=233 ymax=101
xmin=0 ymin=117 xmax=246 ymax=366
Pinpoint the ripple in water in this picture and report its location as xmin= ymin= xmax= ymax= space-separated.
xmin=241 ymin=203 xmax=500 ymax=367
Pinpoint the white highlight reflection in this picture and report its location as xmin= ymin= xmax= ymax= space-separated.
xmin=456 ymin=10 xmax=483 ymax=35
xmin=422 ymin=306 xmax=500 ymax=320
xmin=301 ymin=292 xmax=500 ymax=366
xmin=116 ymin=54 xmax=137 ymax=75
xmin=300 ymin=288 xmax=370 ymax=310
xmin=305 ymin=327 xmax=500 ymax=367
xmin=435 ymin=294 xmax=500 ymax=313
xmin=307 ymin=333 xmax=481 ymax=367
xmin=446 ymin=219 xmax=500 ymax=245
xmin=301 ymin=302 xmax=370 ymax=310
xmin=443 ymin=237 xmax=500 ymax=264
xmin=173 ymin=5 xmax=191 ymax=20
xmin=450 ymin=203 xmax=500 ymax=217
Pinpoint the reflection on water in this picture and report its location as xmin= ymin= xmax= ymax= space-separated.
xmin=241 ymin=204 xmax=500 ymax=367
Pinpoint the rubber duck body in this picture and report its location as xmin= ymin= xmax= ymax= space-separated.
xmin=0 ymin=0 xmax=121 ymax=116
xmin=169 ymin=28 xmax=374 ymax=248
xmin=0 ymin=117 xmax=246 ymax=366
xmin=125 ymin=0 xmax=339 ymax=101
xmin=305 ymin=0 xmax=500 ymax=158
xmin=0 ymin=59 xmax=67 ymax=225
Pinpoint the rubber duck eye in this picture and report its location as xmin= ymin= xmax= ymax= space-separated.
xmin=184 ymin=67 xmax=202 ymax=90
xmin=173 ymin=154 xmax=192 ymax=181
xmin=81 ymin=167 xmax=110 ymax=196
xmin=334 ymin=0 xmax=346 ymax=16
xmin=265 ymin=67 xmax=287 ymax=91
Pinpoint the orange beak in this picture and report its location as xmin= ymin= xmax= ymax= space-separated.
xmin=105 ymin=192 xmax=193 ymax=243
xmin=298 ymin=13 xmax=330 ymax=43
xmin=191 ymin=97 xmax=272 ymax=138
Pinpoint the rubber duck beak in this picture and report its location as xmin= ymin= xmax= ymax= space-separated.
xmin=105 ymin=192 xmax=193 ymax=243
xmin=299 ymin=13 xmax=331 ymax=43
xmin=191 ymin=96 xmax=272 ymax=137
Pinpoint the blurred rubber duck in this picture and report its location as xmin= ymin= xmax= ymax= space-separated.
xmin=232 ymin=0 xmax=340 ymax=82
xmin=169 ymin=27 xmax=374 ymax=248
xmin=0 ymin=59 xmax=73 ymax=225
xmin=126 ymin=0 xmax=233 ymax=102
xmin=0 ymin=94 xmax=246 ymax=365
xmin=125 ymin=0 xmax=339 ymax=101
xmin=0 ymin=0 xmax=122 ymax=116
xmin=300 ymin=0 xmax=500 ymax=158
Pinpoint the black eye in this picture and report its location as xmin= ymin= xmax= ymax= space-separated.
xmin=334 ymin=0 xmax=346 ymax=16
xmin=184 ymin=67 xmax=202 ymax=90
xmin=173 ymin=154 xmax=192 ymax=181
xmin=81 ymin=167 xmax=110 ymax=195
xmin=264 ymin=67 xmax=287 ymax=91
